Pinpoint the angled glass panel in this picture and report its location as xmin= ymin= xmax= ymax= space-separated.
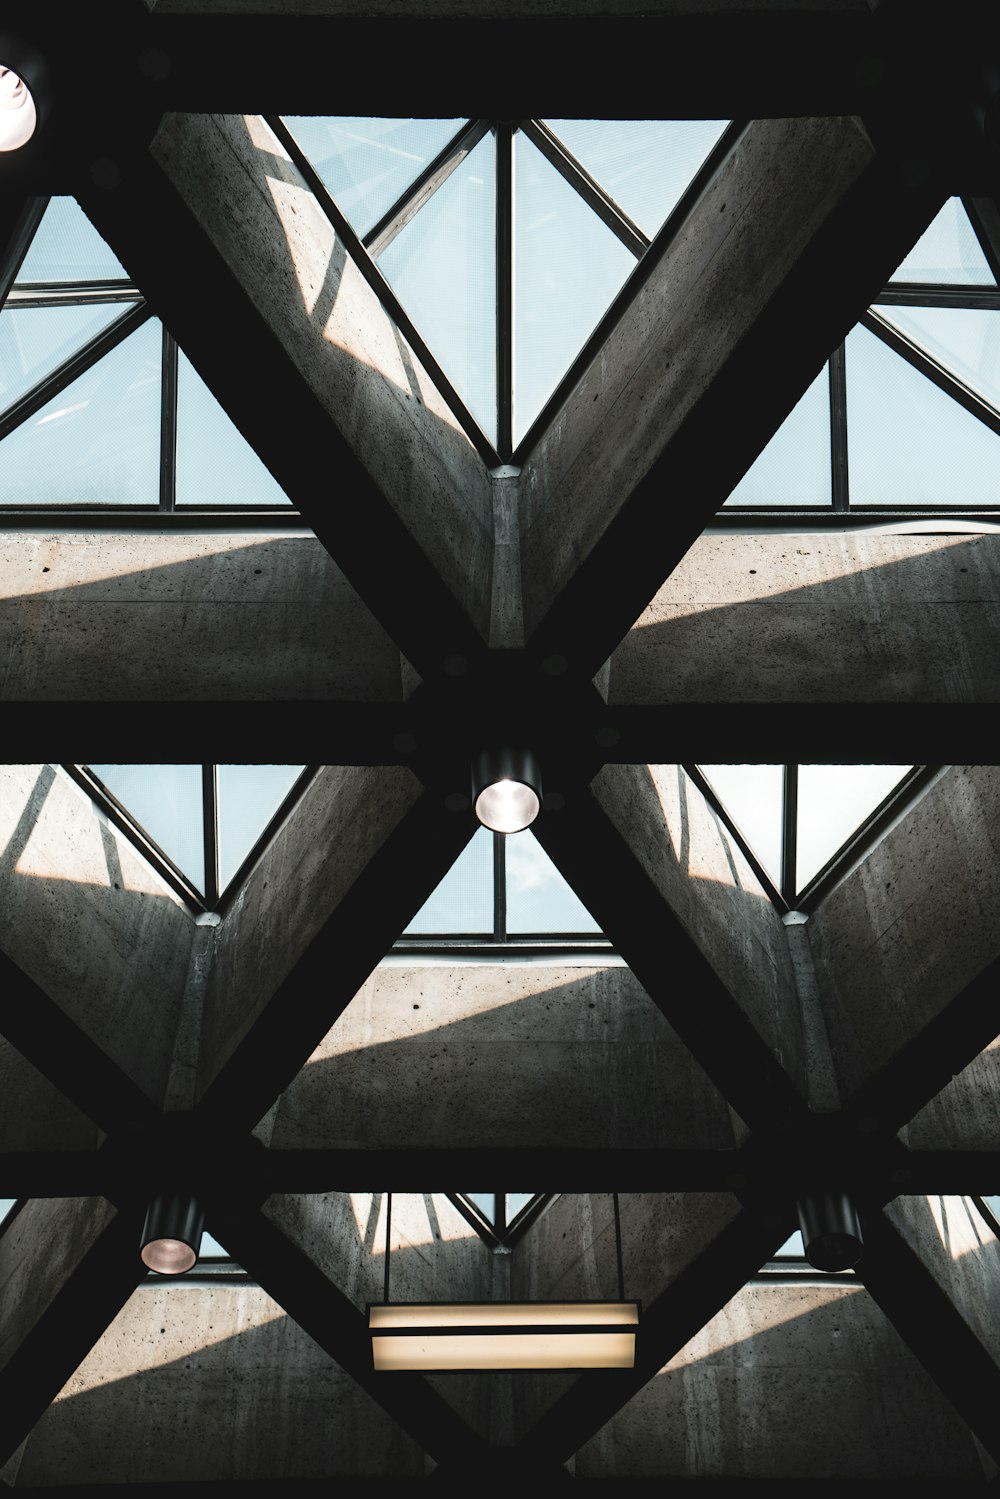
xmin=876 ymin=307 xmax=1000 ymax=416
xmin=88 ymin=764 xmax=205 ymax=892
xmin=544 ymin=119 xmax=728 ymax=239
xmin=505 ymin=829 xmax=601 ymax=934
xmin=283 ymin=117 xmax=466 ymax=240
xmin=773 ymin=1231 xmax=806 ymax=1257
xmin=217 ymin=764 xmax=306 ymax=893
xmin=506 ymin=1193 xmax=535 ymax=1221
xmin=845 ymin=324 xmax=1000 ymax=505
xmin=0 ymin=304 xmax=128 ymax=417
xmin=0 ymin=1199 xmax=15 ymax=1227
xmin=796 ymin=765 xmax=912 ymax=892
xmin=0 ymin=319 xmax=160 ymax=504
xmin=176 ymin=349 xmax=293 ymax=507
xmin=514 ymin=131 xmax=635 ymax=445
xmin=723 ymin=364 xmax=831 ymax=507
xmin=696 ymin=765 xmax=783 ymax=890
xmin=888 ymin=197 xmax=994 ymax=286
xmin=405 ymin=825 xmax=493 ymax=934
xmin=378 ymin=128 xmax=496 ymax=443
xmin=465 ymin=1193 xmax=496 ymax=1223
xmin=16 ymin=196 xmax=128 ymax=283
xmin=199 ymin=1229 xmax=232 ymax=1260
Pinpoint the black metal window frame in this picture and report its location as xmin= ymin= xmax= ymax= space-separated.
xmin=685 ymin=764 xmax=941 ymax=917
xmin=448 ymin=1192 xmax=556 ymax=1251
xmin=63 ymin=763 xmax=318 ymax=916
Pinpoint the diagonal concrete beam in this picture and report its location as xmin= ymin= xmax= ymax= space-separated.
xmin=195 ymin=767 xmax=471 ymax=1126
xmin=535 ymin=765 xmax=807 ymax=1128
xmin=518 ymin=116 xmax=945 ymax=673
xmin=78 ymin=113 xmax=494 ymax=680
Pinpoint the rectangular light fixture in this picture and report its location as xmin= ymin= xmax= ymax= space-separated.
xmin=369 ymin=1300 xmax=639 ymax=1371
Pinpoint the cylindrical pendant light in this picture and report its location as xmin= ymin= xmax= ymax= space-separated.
xmin=795 ymin=1192 xmax=863 ymax=1271
xmin=471 ymin=748 xmax=542 ymax=834
xmin=140 ymin=1194 xmax=205 ymax=1275
xmin=0 ymin=38 xmax=50 ymax=152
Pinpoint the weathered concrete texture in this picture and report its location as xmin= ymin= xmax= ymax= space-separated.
xmin=151 ymin=113 xmax=494 ymax=642
xmin=11 ymin=1284 xmax=429 ymax=1484
xmin=0 ymin=1198 xmax=116 ymax=1376
xmin=262 ymin=962 xmax=735 ymax=1151
xmin=0 ymin=1037 xmax=99 ymax=1151
xmin=0 ymin=766 xmax=194 ymax=1106
xmin=609 ymin=533 xmax=1000 ymax=703
xmin=576 ymin=1282 xmax=986 ymax=1478
xmin=806 ymin=766 xmax=1000 ymax=1099
xmin=907 ymin=1037 xmax=1000 ymax=1149
xmin=887 ymin=1195 xmax=1000 ymax=1371
xmin=591 ymin=764 xmax=806 ymax=1102
xmin=518 ymin=117 xmax=874 ymax=638
xmin=0 ymin=534 xmax=404 ymax=701
xmin=198 ymin=764 xmax=422 ymax=1095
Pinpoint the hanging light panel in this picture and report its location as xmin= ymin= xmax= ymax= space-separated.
xmin=369 ymin=1300 xmax=639 ymax=1371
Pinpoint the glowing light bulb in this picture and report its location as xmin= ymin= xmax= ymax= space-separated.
xmin=0 ymin=66 xmax=36 ymax=152
xmin=141 ymin=1236 xmax=198 ymax=1275
xmin=475 ymin=777 xmax=540 ymax=834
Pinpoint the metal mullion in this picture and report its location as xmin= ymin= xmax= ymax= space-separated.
xmin=495 ymin=121 xmax=514 ymax=461
xmin=495 ymin=1193 xmax=507 ymax=1235
xmin=6 ymin=280 xmax=143 ymax=308
xmin=0 ymin=301 xmax=152 ymax=444
xmin=447 ymin=1193 xmax=502 ymax=1249
xmin=493 ymin=831 xmax=507 ymax=942
xmin=683 ymin=764 xmax=787 ymax=914
xmin=862 ymin=308 xmax=1000 ymax=438
xmin=829 ymin=344 xmax=849 ymax=512
xmin=160 ymin=329 xmax=179 ymax=512
xmin=362 ymin=118 xmax=489 ymax=259
xmin=520 ymin=119 xmax=649 ymax=259
xmin=265 ymin=114 xmax=502 ymax=469
xmin=202 ymin=764 xmax=219 ymax=908
xmin=873 ymin=284 xmax=1000 ymax=310
xmin=781 ymin=764 xmax=799 ymax=907
xmin=0 ymin=197 xmax=49 ymax=306
xmin=963 ymin=198 xmax=1000 ymax=288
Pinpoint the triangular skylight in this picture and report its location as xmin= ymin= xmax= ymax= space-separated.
xmin=282 ymin=117 xmax=729 ymax=458
xmin=17 ymin=196 xmax=129 ymax=283
xmin=176 ymin=349 xmax=293 ymax=507
xmin=723 ymin=363 xmax=831 ymax=508
xmin=873 ymin=306 xmax=1000 ymax=417
xmin=888 ymin=197 xmax=995 ymax=286
xmin=0 ymin=302 xmax=129 ymax=418
xmin=83 ymin=764 xmax=308 ymax=907
xmin=697 ymin=764 xmax=915 ymax=903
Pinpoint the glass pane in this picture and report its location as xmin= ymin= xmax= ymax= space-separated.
xmin=378 ymin=129 xmax=496 ymax=443
xmin=796 ymin=765 xmax=912 ymax=892
xmin=465 ymin=1193 xmax=496 ymax=1223
xmin=406 ymin=826 xmax=493 ymax=934
xmin=723 ymin=364 xmax=831 ymax=507
xmin=889 ymin=197 xmax=994 ymax=286
xmin=283 ymin=117 xmax=466 ymax=239
xmin=506 ymin=1193 xmax=535 ymax=1222
xmin=88 ymin=764 xmax=205 ymax=892
xmin=696 ymin=765 xmax=783 ymax=891
xmin=217 ymin=764 xmax=306 ymax=893
xmin=876 ymin=307 xmax=1000 ymax=416
xmin=16 ymin=196 xmax=129 ymax=283
xmin=0 ymin=1199 xmax=15 ymax=1226
xmin=544 ymin=119 xmax=728 ymax=239
xmin=0 ymin=319 xmax=160 ymax=505
xmin=199 ymin=1229 xmax=231 ymax=1259
xmin=514 ymin=131 xmax=636 ymax=445
xmin=845 ymin=324 xmax=1000 ymax=505
xmin=773 ymin=1231 xmax=805 ymax=1257
xmin=176 ymin=349 xmax=293 ymax=507
xmin=505 ymin=829 xmax=601 ymax=934
xmin=0 ymin=303 xmax=128 ymax=416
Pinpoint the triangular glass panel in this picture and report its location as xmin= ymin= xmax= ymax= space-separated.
xmin=505 ymin=829 xmax=602 ymax=934
xmin=0 ymin=302 xmax=128 ymax=417
xmin=405 ymin=825 xmax=494 ymax=935
xmin=217 ymin=764 xmax=307 ymax=892
xmin=846 ymin=323 xmax=1000 ymax=505
xmin=283 ymin=117 xmax=467 ymax=240
xmin=543 ymin=119 xmax=728 ymax=239
xmin=0 ymin=319 xmax=160 ymax=504
xmin=796 ymin=765 xmax=912 ymax=891
xmin=874 ymin=306 xmax=1000 ymax=416
xmin=723 ymin=364 xmax=831 ymax=507
xmin=513 ymin=130 xmax=635 ymax=445
xmin=87 ymin=764 xmax=206 ymax=892
xmin=16 ymin=196 xmax=129 ymax=284
xmin=696 ymin=765 xmax=784 ymax=891
xmin=378 ymin=129 xmax=497 ymax=443
xmin=176 ymin=349 xmax=294 ymax=507
xmin=0 ymin=1199 xmax=15 ymax=1227
xmin=888 ymin=197 xmax=994 ymax=286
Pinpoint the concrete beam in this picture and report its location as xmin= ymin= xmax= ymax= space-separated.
xmin=0 ymin=534 xmax=404 ymax=701
xmin=0 ymin=765 xmax=194 ymax=1115
xmin=263 ymin=961 xmax=735 ymax=1153
xmin=609 ymin=533 xmax=1000 ymax=705
xmin=0 ymin=1040 xmax=99 ymax=1154
xmin=537 ymin=767 xmax=806 ymax=1127
xmin=518 ymin=117 xmax=945 ymax=672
